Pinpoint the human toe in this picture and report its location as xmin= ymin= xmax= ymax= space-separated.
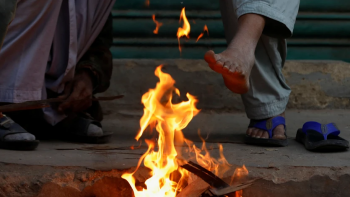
xmin=204 ymin=50 xmax=217 ymax=64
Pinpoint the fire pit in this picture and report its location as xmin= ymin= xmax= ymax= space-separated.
xmin=121 ymin=65 xmax=254 ymax=197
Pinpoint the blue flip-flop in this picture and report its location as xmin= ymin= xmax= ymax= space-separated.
xmin=296 ymin=122 xmax=349 ymax=151
xmin=245 ymin=116 xmax=288 ymax=147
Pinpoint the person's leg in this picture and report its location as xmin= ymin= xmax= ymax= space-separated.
xmin=0 ymin=0 xmax=15 ymax=122
xmin=74 ymin=0 xmax=114 ymax=137
xmin=44 ymin=0 xmax=115 ymax=140
xmin=0 ymin=0 xmax=63 ymax=142
xmin=205 ymin=0 xmax=299 ymax=140
xmin=0 ymin=1 xmax=14 ymax=141
xmin=0 ymin=0 xmax=17 ymax=119
xmin=0 ymin=0 xmax=63 ymax=103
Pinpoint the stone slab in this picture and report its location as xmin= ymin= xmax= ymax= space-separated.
xmin=1 ymin=110 xmax=350 ymax=170
xmin=101 ymin=59 xmax=350 ymax=113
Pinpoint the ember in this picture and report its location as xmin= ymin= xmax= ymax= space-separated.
xmin=122 ymin=66 xmax=249 ymax=197
xmin=196 ymin=25 xmax=209 ymax=42
xmin=152 ymin=14 xmax=163 ymax=34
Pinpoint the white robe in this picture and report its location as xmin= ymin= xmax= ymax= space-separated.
xmin=0 ymin=0 xmax=115 ymax=124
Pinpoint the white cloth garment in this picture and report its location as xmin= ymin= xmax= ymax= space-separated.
xmin=0 ymin=0 xmax=115 ymax=125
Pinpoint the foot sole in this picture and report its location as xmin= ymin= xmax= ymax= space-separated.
xmin=204 ymin=50 xmax=249 ymax=94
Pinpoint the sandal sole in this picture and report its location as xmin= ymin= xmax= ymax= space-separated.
xmin=245 ymin=136 xmax=288 ymax=147
xmin=296 ymin=129 xmax=349 ymax=151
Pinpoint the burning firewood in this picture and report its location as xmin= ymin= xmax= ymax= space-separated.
xmin=178 ymin=160 xmax=257 ymax=197
xmin=121 ymin=65 xmax=255 ymax=197
xmin=176 ymin=176 xmax=256 ymax=197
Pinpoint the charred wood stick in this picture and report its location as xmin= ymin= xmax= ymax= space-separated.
xmin=181 ymin=161 xmax=229 ymax=189
xmin=179 ymin=159 xmax=258 ymax=196
xmin=0 ymin=95 xmax=124 ymax=113
xmin=209 ymin=179 xmax=256 ymax=196
xmin=181 ymin=161 xmax=229 ymax=188
xmin=176 ymin=174 xmax=256 ymax=197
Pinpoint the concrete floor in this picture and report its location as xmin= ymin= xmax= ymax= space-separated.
xmin=1 ymin=109 xmax=350 ymax=196
xmin=1 ymin=109 xmax=349 ymax=170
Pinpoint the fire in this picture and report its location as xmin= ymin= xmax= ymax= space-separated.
xmin=177 ymin=8 xmax=191 ymax=52
xmin=152 ymin=14 xmax=163 ymax=34
xmin=231 ymin=165 xmax=249 ymax=184
xmin=145 ymin=0 xmax=150 ymax=7
xmin=122 ymin=65 xmax=199 ymax=197
xmin=122 ymin=65 xmax=248 ymax=197
xmin=196 ymin=25 xmax=209 ymax=42
xmin=184 ymin=133 xmax=231 ymax=178
xmin=236 ymin=190 xmax=243 ymax=197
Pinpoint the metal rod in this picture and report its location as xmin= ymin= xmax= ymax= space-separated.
xmin=0 ymin=95 xmax=124 ymax=112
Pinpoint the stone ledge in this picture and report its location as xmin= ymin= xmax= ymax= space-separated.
xmin=100 ymin=59 xmax=350 ymax=114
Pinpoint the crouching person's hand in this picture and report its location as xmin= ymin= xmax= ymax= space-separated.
xmin=58 ymin=71 xmax=94 ymax=113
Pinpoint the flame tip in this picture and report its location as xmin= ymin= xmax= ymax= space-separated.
xmin=177 ymin=7 xmax=191 ymax=53
xmin=152 ymin=14 xmax=163 ymax=34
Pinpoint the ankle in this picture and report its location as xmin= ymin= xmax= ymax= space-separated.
xmin=228 ymin=14 xmax=266 ymax=52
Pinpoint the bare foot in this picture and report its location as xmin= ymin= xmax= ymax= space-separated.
xmin=204 ymin=48 xmax=254 ymax=94
xmin=246 ymin=113 xmax=286 ymax=140
xmin=204 ymin=14 xmax=266 ymax=94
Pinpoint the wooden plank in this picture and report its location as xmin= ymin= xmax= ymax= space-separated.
xmin=114 ymin=0 xmax=220 ymax=10
xmin=113 ymin=0 xmax=350 ymax=12
xmin=113 ymin=19 xmax=223 ymax=38
xmin=112 ymin=18 xmax=350 ymax=38
xmin=111 ymin=46 xmax=350 ymax=62
xmin=113 ymin=10 xmax=350 ymax=20
xmin=0 ymin=96 xmax=124 ymax=113
xmin=111 ymin=46 xmax=221 ymax=59
xmin=294 ymin=20 xmax=350 ymax=38
xmin=112 ymin=10 xmax=222 ymax=19
xmin=113 ymin=38 xmax=350 ymax=47
xmin=300 ymin=0 xmax=350 ymax=12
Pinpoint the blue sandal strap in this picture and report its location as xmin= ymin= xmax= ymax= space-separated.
xmin=250 ymin=116 xmax=286 ymax=139
xmin=302 ymin=121 xmax=340 ymax=140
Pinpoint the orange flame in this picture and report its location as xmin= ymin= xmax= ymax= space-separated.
xmin=122 ymin=65 xmax=200 ymax=197
xmin=145 ymin=0 xmax=150 ymax=7
xmin=152 ymin=14 xmax=163 ymax=34
xmin=231 ymin=165 xmax=249 ymax=184
xmin=184 ymin=132 xmax=232 ymax=178
xmin=231 ymin=165 xmax=249 ymax=196
xmin=196 ymin=25 xmax=209 ymax=42
xmin=122 ymin=65 xmax=249 ymax=197
xmin=236 ymin=190 xmax=243 ymax=197
xmin=177 ymin=8 xmax=191 ymax=53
